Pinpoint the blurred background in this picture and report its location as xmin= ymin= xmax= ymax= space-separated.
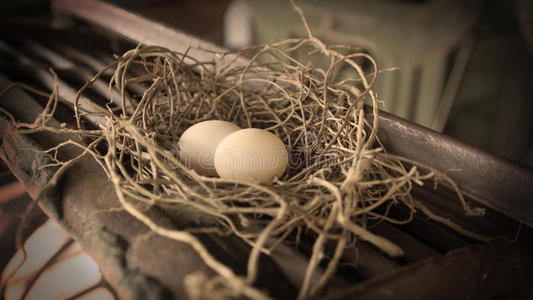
xmin=102 ymin=0 xmax=533 ymax=168
xmin=2 ymin=0 xmax=533 ymax=167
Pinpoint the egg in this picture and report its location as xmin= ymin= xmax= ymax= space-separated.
xmin=178 ymin=120 xmax=241 ymax=176
xmin=214 ymin=128 xmax=288 ymax=184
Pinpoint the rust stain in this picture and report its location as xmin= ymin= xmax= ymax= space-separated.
xmin=1 ymin=133 xmax=17 ymax=165
xmin=0 ymin=211 xmax=8 ymax=234
xmin=0 ymin=124 xmax=43 ymax=201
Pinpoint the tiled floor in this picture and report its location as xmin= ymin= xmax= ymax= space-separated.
xmin=0 ymin=162 xmax=113 ymax=300
xmin=1 ymin=220 xmax=113 ymax=300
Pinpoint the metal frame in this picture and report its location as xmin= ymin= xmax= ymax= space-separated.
xmin=1 ymin=1 xmax=532 ymax=298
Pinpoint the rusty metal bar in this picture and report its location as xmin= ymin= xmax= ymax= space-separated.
xmin=52 ymin=0 xmax=249 ymax=69
xmin=370 ymin=108 xmax=533 ymax=227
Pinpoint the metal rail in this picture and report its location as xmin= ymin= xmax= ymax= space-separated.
xmin=52 ymin=0 xmax=249 ymax=69
xmin=1 ymin=2 xmax=532 ymax=299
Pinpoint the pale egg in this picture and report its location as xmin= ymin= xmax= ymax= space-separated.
xmin=178 ymin=120 xmax=241 ymax=176
xmin=214 ymin=128 xmax=288 ymax=184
